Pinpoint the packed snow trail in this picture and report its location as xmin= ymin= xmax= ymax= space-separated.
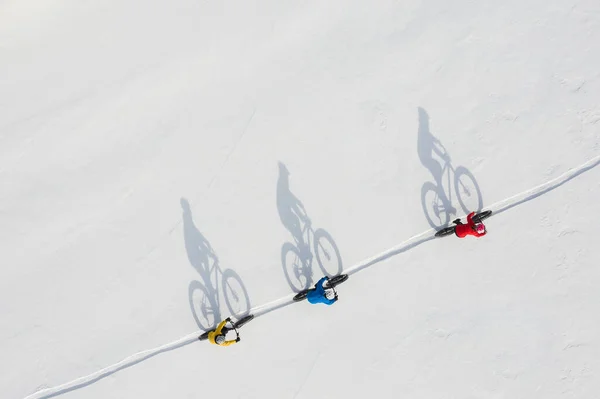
xmin=340 ymin=154 xmax=600 ymax=275
xmin=489 ymin=154 xmax=600 ymax=216
xmin=24 ymin=154 xmax=600 ymax=399
xmin=24 ymin=334 xmax=198 ymax=399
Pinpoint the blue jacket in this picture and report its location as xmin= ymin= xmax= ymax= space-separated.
xmin=306 ymin=277 xmax=337 ymax=305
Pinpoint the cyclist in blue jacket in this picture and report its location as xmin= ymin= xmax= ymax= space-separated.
xmin=306 ymin=276 xmax=338 ymax=305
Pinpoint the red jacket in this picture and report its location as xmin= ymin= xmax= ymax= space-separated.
xmin=455 ymin=212 xmax=486 ymax=238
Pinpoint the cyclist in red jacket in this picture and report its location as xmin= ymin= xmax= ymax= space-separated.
xmin=453 ymin=211 xmax=486 ymax=238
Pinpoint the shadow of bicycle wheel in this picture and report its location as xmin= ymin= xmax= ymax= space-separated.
xmin=454 ymin=166 xmax=483 ymax=214
xmin=281 ymin=242 xmax=311 ymax=292
xmin=188 ymin=280 xmax=219 ymax=331
xmin=421 ymin=181 xmax=451 ymax=228
xmin=313 ymin=228 xmax=343 ymax=277
xmin=221 ymin=269 xmax=252 ymax=318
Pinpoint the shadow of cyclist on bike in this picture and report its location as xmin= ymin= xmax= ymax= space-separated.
xmin=417 ymin=107 xmax=484 ymax=228
xmin=181 ymin=198 xmax=218 ymax=277
xmin=277 ymin=162 xmax=311 ymax=257
xmin=276 ymin=162 xmax=343 ymax=293
xmin=418 ymin=107 xmax=456 ymax=222
xmin=182 ymin=198 xmax=251 ymax=331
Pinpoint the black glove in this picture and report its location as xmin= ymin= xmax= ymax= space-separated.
xmin=236 ymin=337 xmax=241 ymax=342
xmin=226 ymin=317 xmax=231 ymax=322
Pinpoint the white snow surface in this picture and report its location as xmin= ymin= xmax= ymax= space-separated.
xmin=2 ymin=0 xmax=600 ymax=398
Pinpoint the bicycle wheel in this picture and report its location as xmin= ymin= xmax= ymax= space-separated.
xmin=313 ymin=228 xmax=343 ymax=277
xmin=325 ymin=274 xmax=348 ymax=288
xmin=435 ymin=226 xmax=456 ymax=238
xmin=454 ymin=167 xmax=483 ymax=215
xmin=293 ymin=290 xmax=310 ymax=302
xmin=472 ymin=210 xmax=492 ymax=223
xmin=281 ymin=242 xmax=311 ymax=292
xmin=221 ymin=269 xmax=251 ymax=318
xmin=188 ymin=281 xmax=219 ymax=331
xmin=421 ymin=182 xmax=451 ymax=228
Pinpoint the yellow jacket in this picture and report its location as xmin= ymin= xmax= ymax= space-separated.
xmin=208 ymin=320 xmax=238 ymax=346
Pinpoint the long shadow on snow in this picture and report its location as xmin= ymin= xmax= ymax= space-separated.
xmin=276 ymin=162 xmax=343 ymax=293
xmin=31 ymin=154 xmax=600 ymax=399
xmin=251 ymin=233 xmax=436 ymax=318
xmin=181 ymin=198 xmax=251 ymax=331
xmin=276 ymin=152 xmax=600 ymax=304
xmin=418 ymin=107 xmax=483 ymax=228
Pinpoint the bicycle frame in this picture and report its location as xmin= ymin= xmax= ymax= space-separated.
xmin=294 ymin=221 xmax=315 ymax=263
xmin=437 ymin=160 xmax=456 ymax=202
xmin=198 ymin=255 xmax=232 ymax=321
xmin=226 ymin=320 xmax=240 ymax=339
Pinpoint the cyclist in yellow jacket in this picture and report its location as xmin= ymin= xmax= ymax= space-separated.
xmin=208 ymin=317 xmax=240 ymax=347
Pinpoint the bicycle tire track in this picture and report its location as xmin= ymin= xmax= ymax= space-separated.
xmin=24 ymin=334 xmax=198 ymax=399
xmin=24 ymin=153 xmax=600 ymax=399
xmin=487 ymin=154 xmax=600 ymax=215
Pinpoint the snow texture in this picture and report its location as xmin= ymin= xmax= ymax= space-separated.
xmin=1 ymin=1 xmax=600 ymax=398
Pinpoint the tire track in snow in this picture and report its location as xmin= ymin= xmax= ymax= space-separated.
xmin=25 ymin=334 xmax=198 ymax=399
xmin=24 ymin=154 xmax=600 ymax=399
xmin=486 ymin=154 xmax=600 ymax=216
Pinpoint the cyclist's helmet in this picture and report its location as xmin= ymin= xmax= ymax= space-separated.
xmin=215 ymin=334 xmax=226 ymax=345
xmin=325 ymin=289 xmax=336 ymax=301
